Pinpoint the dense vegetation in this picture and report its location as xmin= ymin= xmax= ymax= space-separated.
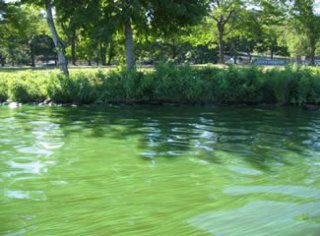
xmin=0 ymin=1 xmax=319 ymax=107
xmin=0 ymin=0 xmax=319 ymax=76
xmin=1 ymin=65 xmax=320 ymax=105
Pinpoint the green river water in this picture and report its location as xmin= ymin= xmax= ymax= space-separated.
xmin=1 ymin=105 xmax=320 ymax=236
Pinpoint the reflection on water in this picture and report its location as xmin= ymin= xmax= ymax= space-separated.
xmin=189 ymin=201 xmax=320 ymax=236
xmin=224 ymin=185 xmax=320 ymax=199
xmin=4 ymin=190 xmax=47 ymax=201
xmin=1 ymin=105 xmax=320 ymax=235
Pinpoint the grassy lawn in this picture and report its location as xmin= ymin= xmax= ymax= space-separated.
xmin=0 ymin=63 xmax=305 ymax=75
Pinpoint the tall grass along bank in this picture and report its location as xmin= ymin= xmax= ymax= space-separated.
xmin=0 ymin=64 xmax=320 ymax=106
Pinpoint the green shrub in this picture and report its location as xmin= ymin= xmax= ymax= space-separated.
xmin=99 ymin=71 xmax=126 ymax=103
xmin=1 ymin=65 xmax=320 ymax=105
xmin=267 ymin=69 xmax=292 ymax=104
xmin=178 ymin=64 xmax=205 ymax=102
xmin=153 ymin=63 xmax=181 ymax=101
xmin=309 ymin=74 xmax=320 ymax=104
xmin=0 ymin=77 xmax=8 ymax=102
xmin=7 ymin=73 xmax=47 ymax=102
xmin=47 ymin=73 xmax=97 ymax=104
xmin=211 ymin=66 xmax=262 ymax=104
xmin=121 ymin=68 xmax=145 ymax=99
xmin=8 ymin=79 xmax=30 ymax=102
xmin=152 ymin=63 xmax=206 ymax=102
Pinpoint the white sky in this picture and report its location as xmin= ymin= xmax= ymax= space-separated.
xmin=315 ymin=0 xmax=320 ymax=14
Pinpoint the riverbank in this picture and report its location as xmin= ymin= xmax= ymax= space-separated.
xmin=0 ymin=64 xmax=320 ymax=106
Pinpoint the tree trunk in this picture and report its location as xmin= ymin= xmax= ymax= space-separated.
xmin=270 ymin=46 xmax=274 ymax=60
xmin=9 ymin=47 xmax=15 ymax=66
xmin=30 ymin=44 xmax=35 ymax=68
xmin=71 ymin=34 xmax=76 ymax=66
xmin=309 ymin=38 xmax=316 ymax=66
xmin=232 ymin=39 xmax=237 ymax=64
xmin=217 ymin=24 xmax=225 ymax=64
xmin=107 ymin=56 xmax=112 ymax=66
xmin=107 ymin=42 xmax=115 ymax=65
xmin=45 ymin=0 xmax=69 ymax=76
xmin=0 ymin=56 xmax=5 ymax=66
xmin=125 ymin=18 xmax=135 ymax=70
xmin=248 ymin=52 xmax=252 ymax=63
xmin=171 ymin=39 xmax=177 ymax=60
xmin=100 ymin=43 xmax=107 ymax=66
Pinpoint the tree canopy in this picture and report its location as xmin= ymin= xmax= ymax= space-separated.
xmin=0 ymin=0 xmax=319 ymax=71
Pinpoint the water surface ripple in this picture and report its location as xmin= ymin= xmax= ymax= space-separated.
xmin=1 ymin=105 xmax=320 ymax=235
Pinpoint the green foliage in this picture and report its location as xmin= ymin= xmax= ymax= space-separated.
xmin=98 ymin=70 xmax=126 ymax=103
xmin=8 ymin=79 xmax=32 ymax=102
xmin=0 ymin=77 xmax=8 ymax=101
xmin=98 ymin=68 xmax=154 ymax=102
xmin=292 ymin=68 xmax=320 ymax=105
xmin=152 ymin=63 xmax=206 ymax=102
xmin=215 ymin=66 xmax=266 ymax=104
xmin=47 ymin=72 xmax=97 ymax=104
xmin=3 ymin=72 xmax=47 ymax=102
xmin=2 ymin=0 xmax=320 ymax=70
xmin=289 ymin=0 xmax=320 ymax=65
xmin=1 ymin=65 xmax=320 ymax=105
xmin=0 ymin=4 xmax=49 ymax=66
xmin=267 ymin=69 xmax=292 ymax=104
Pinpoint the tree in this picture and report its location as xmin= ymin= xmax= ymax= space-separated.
xmin=290 ymin=0 xmax=320 ymax=65
xmin=210 ymin=0 xmax=244 ymax=64
xmin=21 ymin=0 xmax=69 ymax=75
xmin=54 ymin=0 xmax=95 ymax=66
xmin=45 ymin=0 xmax=68 ymax=75
xmin=30 ymin=34 xmax=56 ymax=64
xmin=0 ymin=3 xmax=45 ymax=66
xmin=101 ymin=0 xmax=208 ymax=70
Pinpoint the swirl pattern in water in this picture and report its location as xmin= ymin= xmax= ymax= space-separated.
xmin=1 ymin=105 xmax=320 ymax=235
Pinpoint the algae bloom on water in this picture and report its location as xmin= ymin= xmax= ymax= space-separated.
xmin=1 ymin=105 xmax=320 ymax=235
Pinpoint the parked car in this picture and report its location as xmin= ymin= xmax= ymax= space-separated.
xmin=42 ymin=60 xmax=56 ymax=67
